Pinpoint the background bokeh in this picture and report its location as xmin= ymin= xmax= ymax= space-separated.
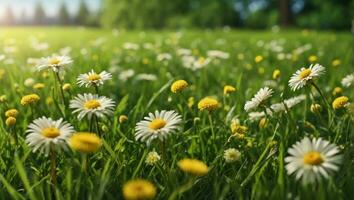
xmin=0 ymin=0 xmax=353 ymax=30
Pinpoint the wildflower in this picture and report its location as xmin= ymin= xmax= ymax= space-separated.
xmin=270 ymin=95 xmax=307 ymax=113
xmin=119 ymin=115 xmax=128 ymax=123
xmin=223 ymin=85 xmax=236 ymax=95
xmin=332 ymin=59 xmax=341 ymax=67
xmin=135 ymin=74 xmax=157 ymax=81
xmin=70 ymin=93 xmax=116 ymax=120
xmin=244 ymin=87 xmax=273 ymax=112
xmin=123 ymin=179 xmax=156 ymax=200
xmin=24 ymin=78 xmax=35 ymax=87
xmin=46 ymin=97 xmax=54 ymax=105
xmin=178 ymin=158 xmax=208 ymax=176
xmin=223 ymin=148 xmax=241 ymax=163
xmin=0 ymin=95 xmax=7 ymax=103
xmin=5 ymin=109 xmax=18 ymax=117
xmin=198 ymin=97 xmax=219 ymax=112
xmin=254 ymin=55 xmax=263 ymax=63
xmin=341 ymin=74 xmax=354 ymax=88
xmin=36 ymin=55 xmax=72 ymax=72
xmin=145 ymin=151 xmax=161 ymax=165
xmin=288 ymin=63 xmax=325 ymax=91
xmin=62 ymin=83 xmax=72 ymax=91
xmin=332 ymin=96 xmax=349 ymax=110
xmin=258 ymin=117 xmax=268 ymax=129
xmin=6 ymin=117 xmax=16 ymax=126
xmin=272 ymin=69 xmax=281 ymax=79
xmin=332 ymin=87 xmax=342 ymax=96
xmin=171 ymin=80 xmax=188 ymax=93
xmin=308 ymin=55 xmax=318 ymax=63
xmin=21 ymin=94 xmax=40 ymax=106
xmin=285 ymin=137 xmax=342 ymax=184
xmin=70 ymin=132 xmax=102 ymax=153
xmin=77 ymin=70 xmax=112 ymax=88
xmin=135 ymin=110 xmax=182 ymax=145
xmin=25 ymin=117 xmax=75 ymax=154
xmin=33 ymin=83 xmax=45 ymax=90
xmin=310 ymin=103 xmax=322 ymax=113
xmin=188 ymin=97 xmax=194 ymax=108
xmin=207 ymin=50 xmax=229 ymax=59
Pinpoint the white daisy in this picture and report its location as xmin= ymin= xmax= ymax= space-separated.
xmin=285 ymin=137 xmax=342 ymax=184
xmin=223 ymin=148 xmax=241 ymax=163
xmin=270 ymin=95 xmax=307 ymax=113
xmin=69 ymin=93 xmax=116 ymax=120
xmin=341 ymin=74 xmax=354 ymax=88
xmin=36 ymin=55 xmax=73 ymax=72
xmin=135 ymin=110 xmax=182 ymax=145
xmin=248 ymin=111 xmax=267 ymax=121
xmin=289 ymin=63 xmax=325 ymax=91
xmin=77 ymin=70 xmax=112 ymax=88
xmin=25 ymin=116 xmax=75 ymax=155
xmin=207 ymin=50 xmax=229 ymax=59
xmin=244 ymin=87 xmax=273 ymax=112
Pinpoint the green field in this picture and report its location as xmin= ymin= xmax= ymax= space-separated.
xmin=0 ymin=27 xmax=353 ymax=200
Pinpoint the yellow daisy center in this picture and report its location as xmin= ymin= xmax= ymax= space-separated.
xmin=149 ymin=119 xmax=166 ymax=130
xmin=42 ymin=127 xmax=60 ymax=138
xmin=303 ymin=151 xmax=324 ymax=165
xmin=49 ymin=58 xmax=60 ymax=65
xmin=87 ymin=73 xmax=101 ymax=81
xmin=84 ymin=99 xmax=101 ymax=109
xmin=299 ymin=68 xmax=312 ymax=79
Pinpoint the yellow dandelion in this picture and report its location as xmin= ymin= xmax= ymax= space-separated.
xmin=188 ymin=97 xmax=194 ymax=108
xmin=6 ymin=117 xmax=16 ymax=127
xmin=5 ymin=109 xmax=18 ymax=117
xmin=70 ymin=132 xmax=102 ymax=153
xmin=119 ymin=115 xmax=128 ymax=123
xmin=33 ymin=83 xmax=45 ymax=90
xmin=332 ymin=87 xmax=342 ymax=96
xmin=258 ymin=117 xmax=268 ymax=129
xmin=171 ymin=80 xmax=188 ymax=93
xmin=272 ymin=69 xmax=281 ymax=79
xmin=62 ymin=83 xmax=72 ymax=91
xmin=310 ymin=103 xmax=322 ymax=113
xmin=308 ymin=55 xmax=318 ymax=63
xmin=198 ymin=97 xmax=219 ymax=112
xmin=123 ymin=179 xmax=156 ymax=200
xmin=223 ymin=85 xmax=236 ymax=95
xmin=21 ymin=94 xmax=40 ymax=106
xmin=254 ymin=55 xmax=263 ymax=63
xmin=332 ymin=59 xmax=341 ymax=67
xmin=332 ymin=96 xmax=349 ymax=110
xmin=178 ymin=158 xmax=209 ymax=176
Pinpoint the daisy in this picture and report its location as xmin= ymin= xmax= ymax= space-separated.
xmin=36 ymin=55 xmax=72 ymax=72
xmin=135 ymin=110 xmax=182 ymax=144
xmin=69 ymin=93 xmax=116 ymax=120
xmin=244 ymin=87 xmax=273 ymax=112
xmin=285 ymin=137 xmax=342 ymax=184
xmin=270 ymin=95 xmax=306 ymax=113
xmin=25 ymin=117 xmax=75 ymax=154
xmin=288 ymin=63 xmax=325 ymax=91
xmin=341 ymin=74 xmax=354 ymax=88
xmin=77 ymin=70 xmax=112 ymax=88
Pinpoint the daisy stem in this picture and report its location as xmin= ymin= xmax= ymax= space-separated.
xmin=50 ymin=146 xmax=57 ymax=195
xmin=94 ymin=84 xmax=99 ymax=94
xmin=95 ymin=115 xmax=101 ymax=136
xmin=311 ymin=82 xmax=329 ymax=107
xmin=54 ymin=71 xmax=66 ymax=106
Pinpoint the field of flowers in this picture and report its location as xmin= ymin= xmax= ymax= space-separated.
xmin=0 ymin=27 xmax=353 ymax=200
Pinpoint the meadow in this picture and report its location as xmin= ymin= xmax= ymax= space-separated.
xmin=0 ymin=27 xmax=353 ymax=200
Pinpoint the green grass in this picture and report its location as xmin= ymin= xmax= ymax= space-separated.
xmin=0 ymin=27 xmax=353 ymax=200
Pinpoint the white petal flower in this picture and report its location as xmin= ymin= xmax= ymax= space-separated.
xmin=289 ymin=63 xmax=325 ymax=91
xmin=270 ymin=95 xmax=307 ymax=113
xmin=25 ymin=117 xmax=75 ymax=155
xmin=36 ymin=55 xmax=72 ymax=72
xmin=145 ymin=151 xmax=161 ymax=165
xmin=244 ymin=87 xmax=273 ymax=112
xmin=223 ymin=148 xmax=241 ymax=163
xmin=341 ymin=74 xmax=354 ymax=88
xmin=135 ymin=110 xmax=182 ymax=145
xmin=77 ymin=69 xmax=112 ymax=88
xmin=285 ymin=137 xmax=342 ymax=184
xmin=69 ymin=93 xmax=116 ymax=120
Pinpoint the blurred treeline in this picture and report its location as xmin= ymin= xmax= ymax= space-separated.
xmin=101 ymin=0 xmax=354 ymax=30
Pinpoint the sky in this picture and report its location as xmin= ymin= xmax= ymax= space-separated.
xmin=0 ymin=0 xmax=102 ymax=19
